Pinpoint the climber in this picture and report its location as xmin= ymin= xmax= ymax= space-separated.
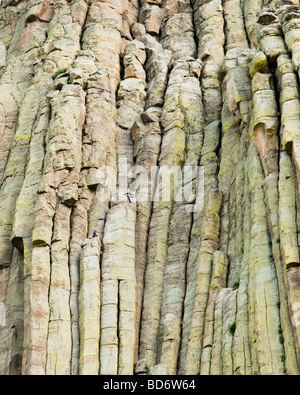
xmin=99 ymin=234 xmax=103 ymax=246
xmin=126 ymin=191 xmax=135 ymax=203
xmin=92 ymin=230 xmax=98 ymax=238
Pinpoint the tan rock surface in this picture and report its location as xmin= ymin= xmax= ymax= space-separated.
xmin=1 ymin=0 xmax=300 ymax=376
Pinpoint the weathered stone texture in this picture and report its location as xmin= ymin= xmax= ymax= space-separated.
xmin=2 ymin=0 xmax=300 ymax=376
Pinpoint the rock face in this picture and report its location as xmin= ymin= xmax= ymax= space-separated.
xmin=1 ymin=0 xmax=300 ymax=376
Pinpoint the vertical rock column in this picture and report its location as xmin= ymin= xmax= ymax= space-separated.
xmin=277 ymin=10 xmax=300 ymax=366
xmin=223 ymin=0 xmax=249 ymax=51
xmin=46 ymin=203 xmax=72 ymax=375
xmin=116 ymin=38 xmax=147 ymax=187
xmin=218 ymin=50 xmax=252 ymax=285
xmin=80 ymin=0 xmax=123 ymax=235
xmin=215 ymin=50 xmax=252 ymax=375
xmin=179 ymin=0 xmax=224 ymax=375
xmin=0 ymin=249 xmax=24 ymax=375
xmin=158 ymin=58 xmax=203 ymax=375
xmin=278 ymin=5 xmax=300 ymax=83
xmin=279 ymin=152 xmax=300 ymax=369
xmin=100 ymin=203 xmax=136 ymax=375
xmin=139 ymin=0 xmax=163 ymax=38
xmin=116 ymin=36 xmax=148 ymax=359
xmin=200 ymin=251 xmax=228 ymax=374
xmin=243 ymin=0 xmax=263 ymax=45
xmin=78 ymin=237 xmax=102 ymax=375
xmin=247 ymin=137 xmax=285 ymax=374
xmin=183 ymin=188 xmax=222 ymax=375
xmin=132 ymin=33 xmax=171 ymax=357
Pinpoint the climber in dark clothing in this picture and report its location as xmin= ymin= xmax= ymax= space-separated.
xmin=93 ymin=230 xmax=98 ymax=238
xmin=127 ymin=191 xmax=135 ymax=203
